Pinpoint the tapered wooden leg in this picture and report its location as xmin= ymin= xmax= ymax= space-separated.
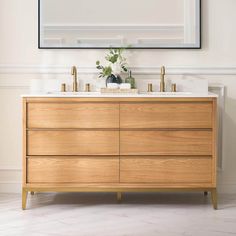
xmin=204 ymin=191 xmax=208 ymax=196
xmin=30 ymin=191 xmax=35 ymax=195
xmin=211 ymin=189 xmax=218 ymax=210
xmin=117 ymin=192 xmax=122 ymax=203
xmin=22 ymin=188 xmax=28 ymax=210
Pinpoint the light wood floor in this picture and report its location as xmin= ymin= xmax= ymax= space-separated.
xmin=0 ymin=192 xmax=236 ymax=236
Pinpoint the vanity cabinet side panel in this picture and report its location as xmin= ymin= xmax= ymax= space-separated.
xmin=212 ymin=98 xmax=218 ymax=187
xmin=22 ymin=98 xmax=27 ymax=186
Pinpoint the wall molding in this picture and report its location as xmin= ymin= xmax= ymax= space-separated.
xmin=0 ymin=65 xmax=236 ymax=76
xmin=0 ymin=167 xmax=22 ymax=171
xmin=0 ymin=182 xmax=21 ymax=193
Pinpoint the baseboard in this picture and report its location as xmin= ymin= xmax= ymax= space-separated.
xmin=0 ymin=182 xmax=22 ymax=193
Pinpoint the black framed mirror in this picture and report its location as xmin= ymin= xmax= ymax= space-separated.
xmin=38 ymin=0 xmax=201 ymax=49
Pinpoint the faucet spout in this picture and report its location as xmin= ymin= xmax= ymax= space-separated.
xmin=160 ymin=66 xmax=165 ymax=92
xmin=71 ymin=66 xmax=78 ymax=92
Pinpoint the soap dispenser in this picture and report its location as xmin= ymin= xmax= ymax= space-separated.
xmin=125 ymin=70 xmax=136 ymax=89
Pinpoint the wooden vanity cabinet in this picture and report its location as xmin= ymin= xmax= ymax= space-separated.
xmin=22 ymin=97 xmax=217 ymax=209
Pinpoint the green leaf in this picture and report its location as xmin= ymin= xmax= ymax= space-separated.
xmin=102 ymin=66 xmax=112 ymax=76
xmin=96 ymin=47 xmax=130 ymax=77
xmin=122 ymin=66 xmax=128 ymax=72
xmin=110 ymin=54 xmax=119 ymax=63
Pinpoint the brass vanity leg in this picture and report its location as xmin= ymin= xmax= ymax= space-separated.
xmin=30 ymin=191 xmax=35 ymax=195
xmin=117 ymin=192 xmax=122 ymax=203
xmin=204 ymin=191 xmax=208 ymax=196
xmin=22 ymin=188 xmax=28 ymax=210
xmin=211 ymin=189 xmax=218 ymax=210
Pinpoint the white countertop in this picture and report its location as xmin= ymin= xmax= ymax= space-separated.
xmin=21 ymin=92 xmax=218 ymax=98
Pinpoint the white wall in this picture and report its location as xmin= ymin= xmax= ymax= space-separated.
xmin=0 ymin=0 xmax=236 ymax=193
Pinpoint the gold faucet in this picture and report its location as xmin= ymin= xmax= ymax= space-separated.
xmin=160 ymin=66 xmax=165 ymax=92
xmin=71 ymin=66 xmax=78 ymax=92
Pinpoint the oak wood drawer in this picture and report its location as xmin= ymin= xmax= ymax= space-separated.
xmin=120 ymin=156 xmax=212 ymax=184
xmin=120 ymin=131 xmax=212 ymax=156
xmin=27 ymin=103 xmax=119 ymax=128
xmin=120 ymin=102 xmax=212 ymax=128
xmin=27 ymin=131 xmax=119 ymax=156
xmin=27 ymin=156 xmax=119 ymax=183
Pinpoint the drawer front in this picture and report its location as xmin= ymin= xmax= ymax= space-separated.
xmin=27 ymin=103 xmax=119 ymax=128
xmin=27 ymin=157 xmax=119 ymax=183
xmin=120 ymin=156 xmax=212 ymax=183
xmin=120 ymin=102 xmax=212 ymax=128
xmin=27 ymin=131 xmax=119 ymax=155
xmin=120 ymin=131 xmax=212 ymax=155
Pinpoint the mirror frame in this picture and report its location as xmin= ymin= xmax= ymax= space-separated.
xmin=38 ymin=0 xmax=201 ymax=49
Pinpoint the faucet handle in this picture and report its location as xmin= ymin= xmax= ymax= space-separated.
xmin=61 ymin=83 xmax=66 ymax=92
xmin=85 ymin=83 xmax=91 ymax=92
xmin=171 ymin=83 xmax=177 ymax=92
xmin=161 ymin=66 xmax=165 ymax=75
xmin=147 ymin=83 xmax=153 ymax=92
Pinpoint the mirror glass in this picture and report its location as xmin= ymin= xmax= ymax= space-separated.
xmin=39 ymin=0 xmax=201 ymax=49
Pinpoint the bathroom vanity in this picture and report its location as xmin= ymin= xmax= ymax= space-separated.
xmin=22 ymin=93 xmax=217 ymax=209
